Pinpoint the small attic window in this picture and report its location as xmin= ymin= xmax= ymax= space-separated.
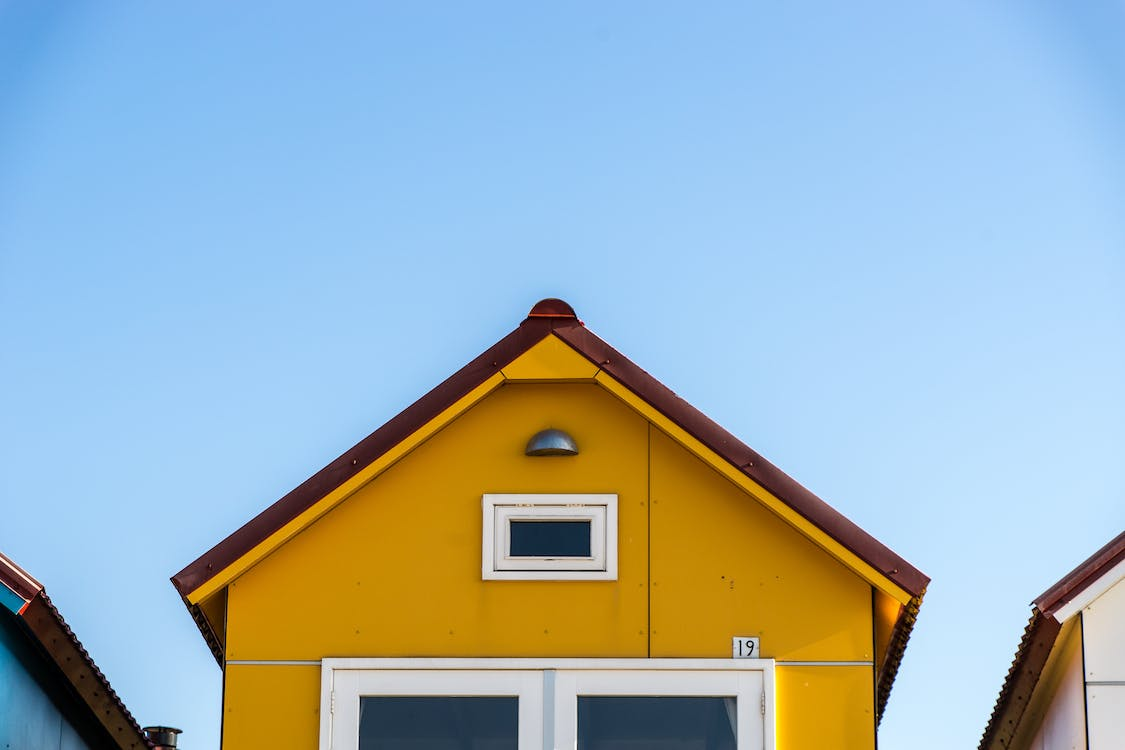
xmin=482 ymin=494 xmax=617 ymax=580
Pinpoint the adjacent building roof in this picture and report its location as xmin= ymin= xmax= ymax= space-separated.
xmin=979 ymin=529 xmax=1125 ymax=750
xmin=173 ymin=298 xmax=929 ymax=716
xmin=0 ymin=551 xmax=152 ymax=750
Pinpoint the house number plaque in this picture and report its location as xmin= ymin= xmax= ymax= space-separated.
xmin=731 ymin=636 xmax=760 ymax=658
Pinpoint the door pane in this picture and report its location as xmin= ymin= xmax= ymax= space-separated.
xmin=577 ymin=696 xmax=737 ymax=750
xmin=359 ymin=696 xmax=518 ymax=750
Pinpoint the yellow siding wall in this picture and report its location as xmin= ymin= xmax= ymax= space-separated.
xmin=649 ymin=428 xmax=873 ymax=661
xmin=226 ymin=383 xmax=651 ymax=661
xmin=776 ymin=666 xmax=875 ymax=748
xmin=222 ymin=381 xmax=876 ymax=749
xmin=223 ymin=665 xmax=320 ymax=748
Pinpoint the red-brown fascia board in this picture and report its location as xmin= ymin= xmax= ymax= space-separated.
xmin=1035 ymin=528 xmax=1125 ymax=617
xmin=171 ymin=313 xmax=574 ymax=597
xmin=978 ymin=610 xmax=1062 ymax=750
xmin=980 ymin=529 xmax=1125 ymax=750
xmin=1 ymin=550 xmax=44 ymax=602
xmin=173 ymin=303 xmax=928 ymax=602
xmin=553 ymin=323 xmax=929 ymax=597
xmin=19 ymin=593 xmax=153 ymax=749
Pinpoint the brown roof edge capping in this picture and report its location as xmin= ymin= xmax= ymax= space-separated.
xmin=978 ymin=610 xmax=1062 ymax=750
xmin=1 ymin=553 xmax=153 ymax=750
xmin=979 ymin=528 xmax=1125 ymax=750
xmin=550 ymin=323 xmax=930 ymax=598
xmin=526 ymin=297 xmax=579 ymax=319
xmin=0 ymin=550 xmax=43 ymax=601
xmin=188 ymin=598 xmax=226 ymax=667
xmin=1035 ymin=528 xmax=1125 ymax=616
xmin=171 ymin=300 xmax=584 ymax=601
xmin=875 ymin=590 xmax=925 ymax=724
xmin=174 ymin=298 xmax=929 ymax=667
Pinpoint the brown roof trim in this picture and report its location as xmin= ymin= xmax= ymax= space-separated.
xmin=188 ymin=599 xmax=225 ymax=667
xmin=875 ymin=591 xmax=924 ymax=724
xmin=172 ymin=312 xmax=581 ymax=598
xmin=1 ymin=553 xmax=152 ymax=749
xmin=980 ymin=528 xmax=1125 ymax=749
xmin=0 ymin=549 xmax=43 ymax=602
xmin=527 ymin=297 xmax=579 ymax=318
xmin=979 ymin=611 xmax=1062 ymax=750
xmin=1036 ymin=528 xmax=1125 ymax=617
xmin=552 ymin=324 xmax=929 ymax=597
xmin=173 ymin=300 xmax=927 ymax=664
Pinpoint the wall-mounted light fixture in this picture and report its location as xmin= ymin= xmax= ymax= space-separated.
xmin=525 ymin=428 xmax=578 ymax=456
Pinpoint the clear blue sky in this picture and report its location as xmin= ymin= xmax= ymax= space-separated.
xmin=2 ymin=3 xmax=1123 ymax=748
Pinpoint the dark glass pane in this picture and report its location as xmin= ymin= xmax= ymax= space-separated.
xmin=509 ymin=520 xmax=591 ymax=557
xmin=359 ymin=697 xmax=518 ymax=750
xmin=578 ymin=696 xmax=737 ymax=750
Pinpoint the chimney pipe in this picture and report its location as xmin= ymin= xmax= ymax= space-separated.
xmin=143 ymin=726 xmax=182 ymax=750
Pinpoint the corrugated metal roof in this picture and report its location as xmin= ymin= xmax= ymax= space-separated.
xmin=0 ymin=551 xmax=153 ymax=750
xmin=979 ymin=529 xmax=1125 ymax=750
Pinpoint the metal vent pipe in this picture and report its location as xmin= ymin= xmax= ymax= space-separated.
xmin=143 ymin=726 xmax=182 ymax=750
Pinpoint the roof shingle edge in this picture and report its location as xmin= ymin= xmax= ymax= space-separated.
xmin=0 ymin=552 xmax=152 ymax=750
xmin=979 ymin=529 xmax=1125 ymax=750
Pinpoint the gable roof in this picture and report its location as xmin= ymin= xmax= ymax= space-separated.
xmin=0 ymin=551 xmax=152 ymax=750
xmin=172 ymin=299 xmax=929 ymax=715
xmin=979 ymin=529 xmax=1125 ymax=750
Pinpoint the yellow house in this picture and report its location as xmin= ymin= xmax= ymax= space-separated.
xmin=172 ymin=299 xmax=928 ymax=750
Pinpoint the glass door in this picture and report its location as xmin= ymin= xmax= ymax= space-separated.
xmin=359 ymin=696 xmax=519 ymax=750
xmin=329 ymin=670 xmax=543 ymax=750
xmin=323 ymin=661 xmax=771 ymax=750
xmin=576 ymin=696 xmax=737 ymax=750
xmin=554 ymin=670 xmax=763 ymax=750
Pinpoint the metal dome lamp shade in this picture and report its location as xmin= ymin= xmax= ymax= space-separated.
xmin=525 ymin=428 xmax=579 ymax=456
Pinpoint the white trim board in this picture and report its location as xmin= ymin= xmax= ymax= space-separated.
xmin=323 ymin=657 xmax=774 ymax=671
xmin=1052 ymin=558 xmax=1125 ymax=623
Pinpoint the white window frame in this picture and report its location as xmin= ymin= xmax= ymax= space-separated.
xmin=482 ymin=494 xmax=618 ymax=580
xmin=325 ymin=668 xmax=543 ymax=750
xmin=321 ymin=658 xmax=775 ymax=750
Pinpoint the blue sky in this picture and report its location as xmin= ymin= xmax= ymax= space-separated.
xmin=2 ymin=3 xmax=1123 ymax=748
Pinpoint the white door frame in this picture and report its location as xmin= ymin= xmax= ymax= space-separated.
xmin=320 ymin=658 xmax=775 ymax=750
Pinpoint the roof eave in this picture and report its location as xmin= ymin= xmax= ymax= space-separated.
xmin=1 ymin=553 xmax=153 ymax=750
xmin=978 ymin=609 xmax=1061 ymax=750
xmin=552 ymin=323 xmax=929 ymax=598
xmin=875 ymin=589 xmax=925 ymax=724
xmin=171 ymin=313 xmax=578 ymax=601
xmin=980 ymin=529 xmax=1125 ymax=749
xmin=184 ymin=595 xmax=225 ymax=667
xmin=0 ymin=550 xmax=44 ymax=601
xmin=1035 ymin=529 xmax=1125 ymax=617
xmin=18 ymin=592 xmax=154 ymax=749
xmin=172 ymin=299 xmax=929 ymax=682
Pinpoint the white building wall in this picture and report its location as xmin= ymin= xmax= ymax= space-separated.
xmin=1026 ymin=631 xmax=1086 ymax=750
xmin=1083 ymin=575 xmax=1125 ymax=750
